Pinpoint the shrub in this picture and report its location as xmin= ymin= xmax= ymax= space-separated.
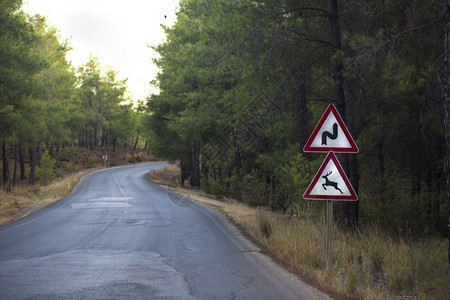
xmin=256 ymin=210 xmax=273 ymax=239
xmin=205 ymin=183 xmax=228 ymax=198
xmin=88 ymin=156 xmax=96 ymax=167
xmin=35 ymin=151 xmax=56 ymax=185
xmin=65 ymin=162 xmax=74 ymax=172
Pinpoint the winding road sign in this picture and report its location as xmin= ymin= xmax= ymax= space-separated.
xmin=303 ymin=104 xmax=358 ymax=153
xmin=303 ymin=152 xmax=358 ymax=201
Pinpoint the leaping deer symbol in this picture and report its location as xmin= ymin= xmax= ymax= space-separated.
xmin=322 ymin=171 xmax=343 ymax=194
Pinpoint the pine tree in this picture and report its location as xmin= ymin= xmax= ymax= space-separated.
xmin=35 ymin=150 xmax=55 ymax=186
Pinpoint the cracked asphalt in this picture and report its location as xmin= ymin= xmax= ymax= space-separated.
xmin=0 ymin=162 xmax=330 ymax=299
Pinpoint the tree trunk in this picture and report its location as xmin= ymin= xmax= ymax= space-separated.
xmin=112 ymin=137 xmax=117 ymax=152
xmin=202 ymin=163 xmax=209 ymax=188
xmin=180 ymin=159 xmax=186 ymax=187
xmin=180 ymin=155 xmax=191 ymax=187
xmin=328 ymin=0 xmax=359 ymax=229
xmin=19 ymin=144 xmax=25 ymax=180
xmin=12 ymin=145 xmax=17 ymax=187
xmin=439 ymin=0 xmax=450 ymax=264
xmin=101 ymin=127 xmax=106 ymax=146
xmin=94 ymin=117 xmax=99 ymax=150
xmin=86 ymin=127 xmax=89 ymax=149
xmin=37 ymin=143 xmax=42 ymax=166
xmin=80 ymin=130 xmax=84 ymax=147
xmin=89 ymin=125 xmax=93 ymax=150
xmin=233 ymin=136 xmax=241 ymax=179
xmin=213 ymin=167 xmax=217 ymax=182
xmin=427 ymin=145 xmax=442 ymax=231
xmin=344 ymin=80 xmax=360 ymax=226
xmin=28 ymin=147 xmax=35 ymax=185
xmin=218 ymin=165 xmax=223 ymax=186
xmin=226 ymin=164 xmax=232 ymax=189
xmin=190 ymin=139 xmax=200 ymax=188
xmin=134 ymin=131 xmax=140 ymax=150
xmin=2 ymin=142 xmax=10 ymax=191
xmin=49 ymin=139 xmax=54 ymax=156
xmin=298 ymin=82 xmax=309 ymax=151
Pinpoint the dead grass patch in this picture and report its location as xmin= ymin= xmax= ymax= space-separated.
xmin=148 ymin=163 xmax=179 ymax=185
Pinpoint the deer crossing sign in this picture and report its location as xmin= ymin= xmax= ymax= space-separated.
xmin=303 ymin=152 xmax=357 ymax=201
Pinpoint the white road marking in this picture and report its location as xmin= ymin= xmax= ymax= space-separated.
xmin=72 ymin=196 xmax=133 ymax=209
xmin=71 ymin=202 xmax=131 ymax=209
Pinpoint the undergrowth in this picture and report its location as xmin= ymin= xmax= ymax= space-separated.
xmin=150 ymin=165 xmax=449 ymax=300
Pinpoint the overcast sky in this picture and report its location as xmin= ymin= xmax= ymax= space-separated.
xmin=22 ymin=0 xmax=179 ymax=103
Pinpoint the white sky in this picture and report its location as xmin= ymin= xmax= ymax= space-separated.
xmin=22 ymin=0 xmax=179 ymax=103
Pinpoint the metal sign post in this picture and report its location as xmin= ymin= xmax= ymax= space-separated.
xmin=102 ymin=154 xmax=108 ymax=167
xmin=326 ymin=200 xmax=333 ymax=266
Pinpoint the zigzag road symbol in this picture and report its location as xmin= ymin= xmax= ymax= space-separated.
xmin=321 ymin=123 xmax=338 ymax=145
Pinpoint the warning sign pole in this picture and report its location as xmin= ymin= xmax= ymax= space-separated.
xmin=302 ymin=103 xmax=359 ymax=268
xmin=102 ymin=154 xmax=108 ymax=167
xmin=326 ymin=200 xmax=333 ymax=266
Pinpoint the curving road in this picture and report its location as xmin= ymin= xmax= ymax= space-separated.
xmin=0 ymin=162 xmax=330 ymax=299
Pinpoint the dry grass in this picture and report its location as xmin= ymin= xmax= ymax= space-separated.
xmin=149 ymin=166 xmax=449 ymax=300
xmin=0 ymin=169 xmax=94 ymax=225
xmin=148 ymin=163 xmax=179 ymax=185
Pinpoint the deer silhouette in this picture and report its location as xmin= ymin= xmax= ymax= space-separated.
xmin=322 ymin=171 xmax=343 ymax=194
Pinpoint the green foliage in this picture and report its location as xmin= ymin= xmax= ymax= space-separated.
xmin=87 ymin=156 xmax=96 ymax=167
xmin=232 ymin=171 xmax=266 ymax=205
xmin=64 ymin=162 xmax=74 ymax=172
xmin=0 ymin=0 xmax=446 ymax=239
xmin=35 ymin=150 xmax=56 ymax=185
xmin=0 ymin=1 xmax=139 ymax=189
xmin=0 ymin=0 xmax=46 ymax=143
xmin=147 ymin=0 xmax=446 ymax=237
xmin=205 ymin=182 xmax=228 ymax=198
xmin=289 ymin=153 xmax=314 ymax=198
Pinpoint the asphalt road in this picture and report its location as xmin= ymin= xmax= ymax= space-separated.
xmin=0 ymin=162 xmax=330 ymax=299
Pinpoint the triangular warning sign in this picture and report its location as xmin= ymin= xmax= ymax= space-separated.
xmin=303 ymin=104 xmax=358 ymax=153
xmin=303 ymin=152 xmax=358 ymax=201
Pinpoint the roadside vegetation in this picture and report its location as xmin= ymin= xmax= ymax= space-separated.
xmin=0 ymin=1 xmax=155 ymax=224
xmin=0 ymin=146 xmax=152 ymax=225
xmin=146 ymin=0 xmax=448 ymax=238
xmin=1 ymin=0 xmax=152 ymax=192
xmin=1 ymin=1 xmax=449 ymax=298
xmin=150 ymin=164 xmax=448 ymax=300
xmin=145 ymin=3 xmax=450 ymax=298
